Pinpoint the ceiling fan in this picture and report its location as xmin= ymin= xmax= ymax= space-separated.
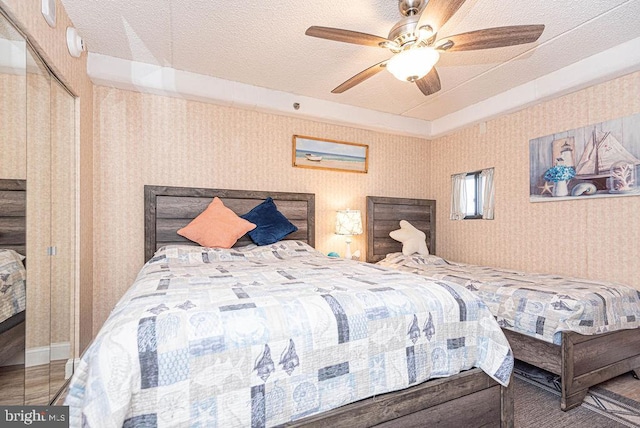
xmin=305 ymin=0 xmax=545 ymax=96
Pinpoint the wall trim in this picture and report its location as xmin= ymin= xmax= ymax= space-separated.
xmin=87 ymin=53 xmax=432 ymax=139
xmin=86 ymin=36 xmax=640 ymax=139
xmin=429 ymin=36 xmax=640 ymax=137
xmin=25 ymin=342 xmax=71 ymax=367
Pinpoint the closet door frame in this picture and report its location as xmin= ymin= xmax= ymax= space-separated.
xmin=0 ymin=7 xmax=78 ymax=405
xmin=25 ymin=39 xmax=78 ymax=406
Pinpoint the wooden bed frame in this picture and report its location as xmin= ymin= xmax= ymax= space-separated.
xmin=143 ymin=185 xmax=513 ymax=427
xmin=367 ymin=195 xmax=640 ymax=411
xmin=0 ymin=179 xmax=26 ymax=363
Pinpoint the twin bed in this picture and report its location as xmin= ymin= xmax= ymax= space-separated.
xmin=367 ymin=195 xmax=640 ymax=411
xmin=66 ymin=186 xmax=515 ymax=427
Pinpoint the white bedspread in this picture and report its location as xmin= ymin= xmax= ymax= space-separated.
xmin=66 ymin=242 xmax=513 ymax=427
xmin=378 ymin=252 xmax=640 ymax=344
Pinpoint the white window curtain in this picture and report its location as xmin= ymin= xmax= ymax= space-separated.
xmin=450 ymin=173 xmax=467 ymax=220
xmin=481 ymin=168 xmax=495 ymax=220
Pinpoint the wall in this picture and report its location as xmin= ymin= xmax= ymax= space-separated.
xmin=92 ymin=86 xmax=431 ymax=331
xmin=2 ymin=0 xmax=94 ymax=353
xmin=427 ymin=71 xmax=640 ymax=290
xmin=0 ymin=73 xmax=26 ymax=179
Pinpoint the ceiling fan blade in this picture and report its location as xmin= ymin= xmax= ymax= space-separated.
xmin=437 ymin=25 xmax=545 ymax=52
xmin=332 ymin=60 xmax=388 ymax=94
xmin=415 ymin=67 xmax=442 ymax=96
xmin=305 ymin=26 xmax=390 ymax=47
xmin=416 ymin=0 xmax=467 ymax=34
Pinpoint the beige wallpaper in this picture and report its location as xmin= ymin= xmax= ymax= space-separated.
xmin=50 ymin=79 xmax=74 ymax=345
xmin=0 ymin=73 xmax=26 ymax=179
xmin=3 ymin=0 xmax=94 ymax=353
xmin=25 ymin=69 xmax=50 ymax=349
xmin=92 ymin=86 xmax=431 ymax=331
xmin=427 ymin=71 xmax=640 ymax=291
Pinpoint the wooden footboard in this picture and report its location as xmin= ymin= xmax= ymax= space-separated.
xmin=288 ymin=368 xmax=514 ymax=427
xmin=504 ymin=328 xmax=640 ymax=411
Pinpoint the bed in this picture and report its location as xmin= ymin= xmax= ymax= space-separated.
xmin=65 ymin=185 xmax=515 ymax=427
xmin=366 ymin=195 xmax=640 ymax=411
xmin=0 ymin=179 xmax=26 ymax=366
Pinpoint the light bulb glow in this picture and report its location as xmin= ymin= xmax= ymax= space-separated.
xmin=335 ymin=210 xmax=363 ymax=236
xmin=386 ymin=47 xmax=440 ymax=82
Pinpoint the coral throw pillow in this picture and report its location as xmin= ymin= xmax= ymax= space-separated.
xmin=177 ymin=197 xmax=256 ymax=248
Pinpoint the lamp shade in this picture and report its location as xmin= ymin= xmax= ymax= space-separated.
xmin=335 ymin=209 xmax=363 ymax=236
xmin=386 ymin=47 xmax=440 ymax=82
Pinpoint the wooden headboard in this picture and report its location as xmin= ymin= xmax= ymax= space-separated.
xmin=366 ymin=196 xmax=436 ymax=263
xmin=0 ymin=179 xmax=26 ymax=256
xmin=144 ymin=185 xmax=315 ymax=262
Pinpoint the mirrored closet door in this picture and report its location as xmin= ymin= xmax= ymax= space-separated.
xmin=48 ymin=63 xmax=76 ymax=403
xmin=0 ymin=11 xmax=27 ymax=405
xmin=0 ymin=9 xmax=76 ymax=406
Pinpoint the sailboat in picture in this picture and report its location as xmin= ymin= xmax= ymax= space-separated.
xmin=575 ymin=129 xmax=640 ymax=192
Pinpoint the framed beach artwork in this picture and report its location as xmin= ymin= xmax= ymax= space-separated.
xmin=529 ymin=112 xmax=640 ymax=202
xmin=292 ymin=135 xmax=369 ymax=173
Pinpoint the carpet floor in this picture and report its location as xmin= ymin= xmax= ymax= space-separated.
xmin=514 ymin=361 xmax=640 ymax=428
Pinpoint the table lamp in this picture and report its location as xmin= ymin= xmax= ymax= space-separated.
xmin=335 ymin=209 xmax=363 ymax=259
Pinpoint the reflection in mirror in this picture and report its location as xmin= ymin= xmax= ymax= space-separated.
xmin=49 ymin=77 xmax=75 ymax=401
xmin=0 ymin=9 xmax=76 ymax=406
xmin=25 ymin=42 xmax=52 ymax=406
xmin=0 ymin=182 xmax=27 ymax=404
xmin=0 ymin=13 xmax=27 ymax=405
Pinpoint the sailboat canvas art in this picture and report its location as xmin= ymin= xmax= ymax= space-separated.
xmin=529 ymin=112 xmax=640 ymax=202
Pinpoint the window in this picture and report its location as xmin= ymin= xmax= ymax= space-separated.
xmin=450 ymin=168 xmax=495 ymax=220
xmin=463 ymin=171 xmax=484 ymax=219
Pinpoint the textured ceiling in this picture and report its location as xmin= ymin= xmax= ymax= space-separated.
xmin=60 ymin=0 xmax=640 ymax=122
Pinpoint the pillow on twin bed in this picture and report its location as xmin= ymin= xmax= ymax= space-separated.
xmin=241 ymin=197 xmax=298 ymax=245
xmin=389 ymin=220 xmax=429 ymax=256
xmin=177 ymin=197 xmax=256 ymax=248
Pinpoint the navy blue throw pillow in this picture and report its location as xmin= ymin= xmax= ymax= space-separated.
xmin=240 ymin=197 xmax=298 ymax=245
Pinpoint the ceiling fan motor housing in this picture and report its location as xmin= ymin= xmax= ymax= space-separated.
xmin=398 ymin=0 xmax=425 ymax=17
xmin=388 ymin=15 xmax=420 ymax=47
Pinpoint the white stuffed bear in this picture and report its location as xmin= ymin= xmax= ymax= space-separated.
xmin=389 ymin=220 xmax=429 ymax=256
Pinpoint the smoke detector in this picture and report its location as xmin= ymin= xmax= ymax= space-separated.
xmin=66 ymin=27 xmax=86 ymax=58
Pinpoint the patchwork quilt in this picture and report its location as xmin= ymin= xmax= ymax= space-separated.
xmin=0 ymin=249 xmax=26 ymax=326
xmin=66 ymin=241 xmax=513 ymax=427
xmin=378 ymin=253 xmax=640 ymax=344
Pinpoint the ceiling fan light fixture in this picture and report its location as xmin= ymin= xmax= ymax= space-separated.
xmin=386 ymin=47 xmax=440 ymax=82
